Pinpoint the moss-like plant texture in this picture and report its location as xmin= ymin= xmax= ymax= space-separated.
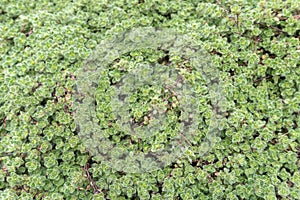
xmin=0 ymin=0 xmax=299 ymax=200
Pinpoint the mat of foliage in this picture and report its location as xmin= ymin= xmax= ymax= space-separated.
xmin=0 ymin=0 xmax=299 ymax=199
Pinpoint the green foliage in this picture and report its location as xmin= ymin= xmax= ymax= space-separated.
xmin=0 ymin=0 xmax=299 ymax=199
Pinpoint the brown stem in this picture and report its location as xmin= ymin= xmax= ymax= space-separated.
xmin=83 ymin=160 xmax=102 ymax=194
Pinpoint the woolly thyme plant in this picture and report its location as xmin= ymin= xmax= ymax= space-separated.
xmin=0 ymin=0 xmax=299 ymax=200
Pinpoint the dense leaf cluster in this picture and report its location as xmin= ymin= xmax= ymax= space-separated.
xmin=74 ymin=27 xmax=225 ymax=173
xmin=0 ymin=0 xmax=299 ymax=199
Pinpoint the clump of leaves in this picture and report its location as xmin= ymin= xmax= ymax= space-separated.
xmin=0 ymin=0 xmax=299 ymax=199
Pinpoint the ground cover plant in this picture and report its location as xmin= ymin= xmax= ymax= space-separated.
xmin=0 ymin=0 xmax=299 ymax=199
